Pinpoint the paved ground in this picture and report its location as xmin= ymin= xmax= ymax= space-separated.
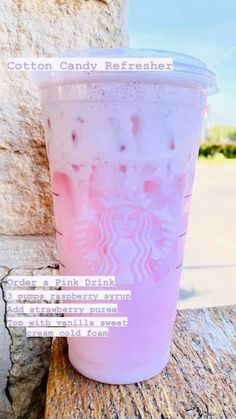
xmin=177 ymin=160 xmax=236 ymax=310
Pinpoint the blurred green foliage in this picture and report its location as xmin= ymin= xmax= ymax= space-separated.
xmin=199 ymin=143 xmax=236 ymax=158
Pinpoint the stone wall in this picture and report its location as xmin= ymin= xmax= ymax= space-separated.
xmin=0 ymin=1 xmax=126 ymax=417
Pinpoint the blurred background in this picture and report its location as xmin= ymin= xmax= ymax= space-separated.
xmin=127 ymin=0 xmax=236 ymax=309
xmin=128 ymin=0 xmax=236 ymax=130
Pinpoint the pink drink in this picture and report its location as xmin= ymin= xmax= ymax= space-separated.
xmin=37 ymin=49 xmax=217 ymax=384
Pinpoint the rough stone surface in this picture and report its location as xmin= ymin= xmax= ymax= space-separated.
xmin=0 ymin=235 xmax=58 ymax=269
xmin=1 ymin=267 xmax=57 ymax=419
xmin=45 ymin=306 xmax=236 ymax=419
xmin=0 ymin=0 xmax=127 ymax=235
xmin=0 ymin=236 xmax=59 ymax=419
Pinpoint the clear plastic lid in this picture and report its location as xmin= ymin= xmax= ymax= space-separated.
xmin=32 ymin=48 xmax=218 ymax=96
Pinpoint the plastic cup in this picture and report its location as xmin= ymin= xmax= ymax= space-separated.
xmin=34 ymin=49 xmax=217 ymax=384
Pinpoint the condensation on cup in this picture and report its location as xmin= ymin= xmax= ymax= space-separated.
xmin=33 ymin=49 xmax=217 ymax=384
